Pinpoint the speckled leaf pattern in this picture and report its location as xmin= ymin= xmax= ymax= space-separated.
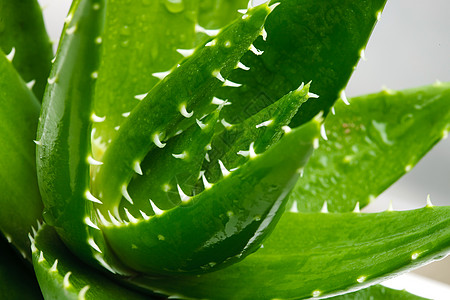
xmin=0 ymin=51 xmax=43 ymax=258
xmin=0 ymin=0 xmax=53 ymax=100
xmin=132 ymin=207 xmax=450 ymax=299
xmin=290 ymin=82 xmax=450 ymax=213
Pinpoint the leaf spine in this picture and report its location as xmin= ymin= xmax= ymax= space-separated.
xmin=140 ymin=210 xmax=150 ymax=220
xmin=49 ymin=259 xmax=58 ymax=272
xmin=205 ymin=39 xmax=217 ymax=47
xmin=202 ymin=174 xmax=213 ymax=189
xmin=150 ymin=200 xmax=164 ymax=216
xmin=63 ymin=271 xmax=72 ymax=288
xmin=195 ymin=24 xmax=220 ymax=36
xmin=134 ymin=92 xmax=148 ymax=101
xmin=321 ymin=201 xmax=329 ymax=213
xmin=176 ymin=48 xmax=195 ymax=57
xmin=91 ymin=113 xmax=106 ymax=123
xmin=133 ymin=161 xmax=143 ymax=175
xmin=177 ymin=185 xmax=191 ymax=202
xmin=108 ymin=211 xmax=122 ymax=226
xmin=221 ymin=119 xmax=233 ymax=128
xmin=85 ymin=191 xmax=102 ymax=204
xmin=237 ymin=62 xmax=250 ymax=71
xmin=84 ymin=217 xmax=100 ymax=230
xmin=96 ymin=209 xmax=111 ymax=226
xmin=153 ymin=132 xmax=166 ymax=148
xmin=249 ymin=44 xmax=264 ymax=56
xmin=26 ymin=79 xmax=36 ymax=89
xmin=152 ymin=70 xmax=171 ymax=80
xmin=180 ymin=103 xmax=194 ymax=118
xmin=124 ymin=208 xmax=139 ymax=223
xmin=256 ymin=119 xmax=273 ymax=128
xmin=122 ymin=111 xmax=131 ymax=117
xmin=196 ymin=119 xmax=207 ymax=129
xmin=172 ymin=151 xmax=188 ymax=159
xmin=6 ymin=47 xmax=15 ymax=62
xmin=66 ymin=26 xmax=77 ymax=35
xmin=340 ymin=90 xmax=350 ymax=105
xmin=261 ymin=28 xmax=268 ymax=41
xmin=249 ymin=142 xmax=257 ymax=159
xmin=320 ymin=123 xmax=328 ymax=140
xmin=426 ymin=194 xmax=433 ymax=207
xmin=121 ymin=185 xmax=134 ymax=204
xmin=87 ymin=155 xmax=103 ymax=166
xmin=218 ymin=160 xmax=231 ymax=177
xmin=88 ymin=238 xmax=102 ymax=253
xmin=353 ymin=202 xmax=360 ymax=213
xmin=79 ymin=286 xmax=90 ymax=299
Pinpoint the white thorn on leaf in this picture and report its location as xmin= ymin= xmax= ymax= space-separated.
xmin=320 ymin=123 xmax=328 ymax=140
xmin=47 ymin=76 xmax=57 ymax=84
xmin=213 ymin=70 xmax=225 ymax=82
xmin=205 ymin=144 xmax=212 ymax=151
xmin=195 ymin=24 xmax=220 ymax=36
xmin=122 ymin=111 xmax=131 ymax=117
xmin=202 ymin=174 xmax=213 ymax=190
xmin=153 ymin=132 xmax=166 ymax=148
xmin=237 ymin=149 xmax=249 ymax=157
xmin=133 ymin=161 xmax=143 ymax=175
xmin=426 ymin=194 xmax=433 ymax=207
xmin=312 ymin=290 xmax=321 ymax=298
xmin=196 ymin=119 xmax=207 ymax=129
xmin=152 ymin=70 xmax=171 ymax=80
xmin=150 ymin=200 xmax=164 ymax=216
xmin=249 ymin=142 xmax=257 ymax=159
xmin=180 ymin=103 xmax=194 ymax=118
xmin=34 ymin=140 xmax=42 ymax=146
xmin=177 ymin=48 xmax=195 ymax=57
xmin=237 ymin=9 xmax=248 ymax=14
xmin=96 ymin=209 xmax=111 ymax=226
xmin=134 ymin=92 xmax=148 ymax=101
xmin=360 ymin=49 xmax=366 ymax=61
xmin=6 ymin=47 xmax=16 ymax=62
xmin=94 ymin=254 xmax=116 ymax=274
xmin=121 ymin=185 xmax=133 ymax=204
xmin=140 ymin=210 xmax=150 ymax=221
xmin=26 ymin=79 xmax=36 ymax=89
xmin=85 ymin=191 xmax=102 ymax=204
xmin=95 ymin=36 xmax=102 ymax=44
xmin=247 ymin=0 xmax=254 ymax=9
xmin=256 ymin=119 xmax=273 ymax=128
xmin=38 ymin=251 xmax=45 ymax=263
xmin=124 ymin=208 xmax=138 ymax=223
xmin=221 ymin=119 xmax=232 ymax=128
xmin=282 ymin=126 xmax=292 ymax=134
xmin=357 ymin=275 xmax=367 ymax=283
xmin=261 ymin=28 xmax=268 ymax=41
xmin=269 ymin=2 xmax=281 ymax=12
xmin=249 ymin=44 xmax=264 ymax=56
xmin=84 ymin=217 xmax=100 ymax=230
xmin=114 ymin=126 xmax=120 ymax=131
xmin=49 ymin=259 xmax=58 ymax=272
xmin=64 ymin=13 xmax=73 ymax=24
xmin=172 ymin=151 xmax=187 ymax=159
xmin=237 ymin=61 xmax=250 ymax=71
xmin=313 ymin=138 xmax=319 ymax=149
xmin=387 ymin=200 xmax=394 ymax=211
xmin=88 ymin=238 xmax=102 ymax=253
xmin=290 ymin=201 xmax=298 ymax=213
xmin=91 ymin=113 xmax=106 ymax=123
xmin=205 ymin=39 xmax=217 ymax=47
xmin=108 ymin=210 xmax=122 ymax=226
xmin=205 ymin=153 xmax=210 ymax=162
xmin=321 ymin=201 xmax=329 ymax=213
xmin=177 ymin=185 xmax=191 ymax=203
xmin=87 ymin=155 xmax=103 ymax=166
xmin=353 ymin=202 xmax=360 ymax=213
xmin=218 ymin=160 xmax=231 ymax=177
xmin=79 ymin=286 xmax=90 ymax=299
xmin=331 ymin=107 xmax=336 ymax=115
xmin=224 ymin=80 xmax=242 ymax=87
xmin=308 ymin=92 xmax=320 ymax=99
xmin=340 ymin=90 xmax=350 ymax=105
xmin=66 ymin=26 xmax=77 ymax=35
xmin=63 ymin=271 xmax=72 ymax=288
xmin=212 ymin=97 xmax=230 ymax=106
xmin=91 ymin=72 xmax=98 ymax=79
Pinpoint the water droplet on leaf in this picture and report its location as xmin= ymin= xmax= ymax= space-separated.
xmin=163 ymin=0 xmax=185 ymax=13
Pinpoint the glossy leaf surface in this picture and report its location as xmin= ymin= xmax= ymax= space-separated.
xmin=132 ymin=207 xmax=450 ymax=299
xmin=290 ymin=82 xmax=450 ymax=212
xmin=0 ymin=0 xmax=53 ymax=100
xmin=0 ymin=51 xmax=42 ymax=257
xmin=219 ymin=0 xmax=387 ymax=127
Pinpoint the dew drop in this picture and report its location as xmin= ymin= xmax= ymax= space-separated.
xmin=164 ymin=0 xmax=185 ymax=13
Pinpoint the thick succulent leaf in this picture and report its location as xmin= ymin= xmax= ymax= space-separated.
xmin=0 ymin=0 xmax=53 ymax=100
xmin=32 ymin=225 xmax=152 ymax=300
xmin=328 ymin=285 xmax=428 ymax=300
xmin=95 ymin=4 xmax=272 ymax=213
xmin=219 ymin=0 xmax=387 ymax=127
xmin=100 ymin=118 xmax=320 ymax=275
xmin=204 ymin=82 xmax=311 ymax=184
xmin=130 ymin=207 xmax=450 ymax=299
xmin=0 ymin=51 xmax=43 ymax=258
xmin=36 ymin=0 xmax=128 ymax=274
xmin=290 ymin=82 xmax=450 ymax=213
xmin=0 ymin=235 xmax=42 ymax=299
xmin=92 ymin=0 xmax=247 ymax=155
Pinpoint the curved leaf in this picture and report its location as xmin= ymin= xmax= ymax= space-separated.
xmin=290 ymin=82 xmax=450 ymax=213
xmin=219 ymin=0 xmax=387 ymax=127
xmin=0 ymin=0 xmax=53 ymax=100
xmin=0 ymin=51 xmax=42 ymax=258
xmin=130 ymin=207 xmax=450 ymax=299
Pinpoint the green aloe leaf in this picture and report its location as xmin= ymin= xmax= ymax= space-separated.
xmin=101 ymin=118 xmax=320 ymax=274
xmin=0 ymin=235 xmax=42 ymax=300
xmin=0 ymin=0 xmax=53 ymax=100
xmin=290 ymin=82 xmax=450 ymax=213
xmin=329 ymin=285 xmax=428 ymax=300
xmin=219 ymin=0 xmax=387 ymax=127
xmin=0 ymin=51 xmax=43 ymax=258
xmin=130 ymin=207 xmax=450 ymax=299
xmin=92 ymin=0 xmax=247 ymax=155
xmin=32 ymin=224 xmax=150 ymax=300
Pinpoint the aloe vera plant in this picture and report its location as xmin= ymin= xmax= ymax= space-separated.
xmin=0 ymin=0 xmax=449 ymax=299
